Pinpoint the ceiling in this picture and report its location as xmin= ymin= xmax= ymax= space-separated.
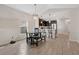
xmin=5 ymin=4 xmax=79 ymax=20
xmin=5 ymin=4 xmax=79 ymax=15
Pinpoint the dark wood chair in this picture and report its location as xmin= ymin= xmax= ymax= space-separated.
xmin=26 ymin=30 xmax=31 ymax=44
xmin=26 ymin=33 xmax=30 ymax=44
xmin=41 ymin=31 xmax=46 ymax=42
xmin=31 ymin=28 xmax=42 ymax=46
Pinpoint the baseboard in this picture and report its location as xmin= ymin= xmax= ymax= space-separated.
xmin=70 ymin=39 xmax=79 ymax=43
xmin=0 ymin=42 xmax=10 ymax=47
xmin=0 ymin=38 xmax=26 ymax=47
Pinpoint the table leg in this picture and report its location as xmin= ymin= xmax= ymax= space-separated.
xmin=36 ymin=39 xmax=38 ymax=46
xmin=31 ymin=38 xmax=33 ymax=45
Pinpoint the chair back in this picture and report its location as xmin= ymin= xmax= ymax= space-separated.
xmin=34 ymin=28 xmax=41 ymax=37
xmin=34 ymin=28 xmax=39 ymax=33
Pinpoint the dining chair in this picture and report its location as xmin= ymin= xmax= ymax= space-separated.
xmin=26 ymin=30 xmax=31 ymax=44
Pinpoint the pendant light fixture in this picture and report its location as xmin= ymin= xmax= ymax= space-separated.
xmin=33 ymin=4 xmax=38 ymax=20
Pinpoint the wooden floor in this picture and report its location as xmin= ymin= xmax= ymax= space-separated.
xmin=0 ymin=33 xmax=79 ymax=55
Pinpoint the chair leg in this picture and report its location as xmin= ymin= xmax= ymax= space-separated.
xmin=44 ymin=37 xmax=46 ymax=42
xmin=36 ymin=43 xmax=38 ymax=46
xmin=26 ymin=39 xmax=28 ymax=44
xmin=36 ymin=40 xmax=38 ymax=46
xmin=41 ymin=37 xmax=46 ymax=42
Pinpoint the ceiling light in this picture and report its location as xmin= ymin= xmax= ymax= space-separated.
xmin=33 ymin=4 xmax=38 ymax=20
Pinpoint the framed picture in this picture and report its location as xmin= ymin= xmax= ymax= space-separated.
xmin=20 ymin=27 xmax=27 ymax=33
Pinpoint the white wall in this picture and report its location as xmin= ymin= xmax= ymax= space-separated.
xmin=0 ymin=5 xmax=33 ymax=45
xmin=54 ymin=10 xmax=71 ymax=33
xmin=68 ymin=8 xmax=79 ymax=42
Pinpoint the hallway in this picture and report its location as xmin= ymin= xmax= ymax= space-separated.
xmin=0 ymin=32 xmax=79 ymax=55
